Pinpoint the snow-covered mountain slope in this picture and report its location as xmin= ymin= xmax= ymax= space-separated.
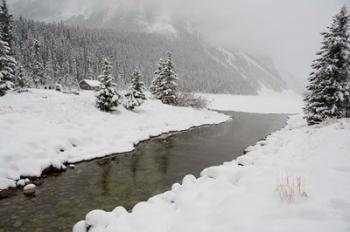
xmin=11 ymin=1 xmax=290 ymax=95
xmin=65 ymin=11 xmax=289 ymax=94
xmin=206 ymin=47 xmax=287 ymax=93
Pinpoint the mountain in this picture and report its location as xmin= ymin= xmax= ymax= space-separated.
xmin=11 ymin=1 xmax=288 ymax=94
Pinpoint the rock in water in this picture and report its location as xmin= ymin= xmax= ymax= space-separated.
xmin=23 ymin=184 xmax=36 ymax=196
xmin=69 ymin=164 xmax=76 ymax=169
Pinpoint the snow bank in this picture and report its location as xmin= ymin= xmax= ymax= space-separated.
xmin=74 ymin=116 xmax=350 ymax=232
xmin=204 ymin=90 xmax=303 ymax=114
xmin=0 ymin=89 xmax=229 ymax=189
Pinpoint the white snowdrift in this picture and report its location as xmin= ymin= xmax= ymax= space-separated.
xmin=0 ymin=89 xmax=229 ymax=190
xmin=204 ymin=90 xmax=303 ymax=114
xmin=74 ymin=116 xmax=350 ymax=232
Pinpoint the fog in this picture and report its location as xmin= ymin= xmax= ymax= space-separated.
xmin=9 ymin=0 xmax=350 ymax=84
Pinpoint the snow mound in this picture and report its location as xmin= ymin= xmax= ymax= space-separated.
xmin=74 ymin=116 xmax=350 ymax=232
xmin=0 ymin=89 xmax=229 ymax=190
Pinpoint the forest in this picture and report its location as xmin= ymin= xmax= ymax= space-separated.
xmin=12 ymin=17 xmax=286 ymax=94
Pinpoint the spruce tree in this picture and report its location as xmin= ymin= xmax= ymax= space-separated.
xmin=0 ymin=39 xmax=14 ymax=96
xmin=31 ymin=40 xmax=44 ymax=88
xmin=16 ymin=65 xmax=29 ymax=89
xmin=151 ymin=52 xmax=178 ymax=104
xmin=0 ymin=0 xmax=15 ymax=95
xmin=0 ymin=0 xmax=13 ymax=51
xmin=0 ymin=0 xmax=15 ymax=76
xmin=96 ymin=59 xmax=120 ymax=112
xmin=124 ymin=71 xmax=146 ymax=110
xmin=150 ymin=58 xmax=165 ymax=97
xmin=304 ymin=6 xmax=350 ymax=125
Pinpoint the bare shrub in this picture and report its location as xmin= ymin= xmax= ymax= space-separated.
xmin=176 ymin=92 xmax=208 ymax=109
xmin=322 ymin=118 xmax=339 ymax=126
xmin=276 ymin=175 xmax=308 ymax=203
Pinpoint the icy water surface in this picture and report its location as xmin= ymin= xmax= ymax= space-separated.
xmin=0 ymin=111 xmax=288 ymax=232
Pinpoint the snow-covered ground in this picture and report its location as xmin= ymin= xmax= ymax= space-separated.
xmin=204 ymin=90 xmax=303 ymax=114
xmin=0 ymin=89 xmax=229 ymax=190
xmin=74 ymin=116 xmax=350 ymax=232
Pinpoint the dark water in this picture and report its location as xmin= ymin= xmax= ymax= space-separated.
xmin=0 ymin=111 xmax=288 ymax=232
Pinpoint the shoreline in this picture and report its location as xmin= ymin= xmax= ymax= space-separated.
xmin=0 ymin=116 xmax=231 ymax=197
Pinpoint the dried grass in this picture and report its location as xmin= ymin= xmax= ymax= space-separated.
xmin=276 ymin=175 xmax=308 ymax=203
xmin=176 ymin=92 xmax=208 ymax=109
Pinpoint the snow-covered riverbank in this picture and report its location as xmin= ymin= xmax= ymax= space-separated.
xmin=74 ymin=115 xmax=350 ymax=232
xmin=204 ymin=90 xmax=303 ymax=114
xmin=0 ymin=90 xmax=229 ymax=190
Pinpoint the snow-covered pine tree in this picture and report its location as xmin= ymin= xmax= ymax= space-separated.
xmin=96 ymin=58 xmax=120 ymax=112
xmin=124 ymin=71 xmax=146 ymax=110
xmin=150 ymin=58 xmax=165 ymax=97
xmin=304 ymin=6 xmax=350 ymax=125
xmin=0 ymin=38 xmax=14 ymax=96
xmin=130 ymin=70 xmax=146 ymax=100
xmin=16 ymin=65 xmax=29 ymax=89
xmin=151 ymin=52 xmax=178 ymax=104
xmin=0 ymin=0 xmax=13 ymax=52
xmin=0 ymin=0 xmax=16 ymax=78
xmin=31 ymin=40 xmax=44 ymax=88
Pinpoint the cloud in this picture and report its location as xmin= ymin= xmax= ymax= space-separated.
xmin=9 ymin=0 xmax=348 ymax=82
xmin=178 ymin=0 xmax=347 ymax=82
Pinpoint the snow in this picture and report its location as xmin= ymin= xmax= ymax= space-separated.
xmin=23 ymin=184 xmax=36 ymax=191
xmin=240 ymin=51 xmax=275 ymax=77
xmin=81 ymin=79 xmax=100 ymax=87
xmin=218 ymin=47 xmax=249 ymax=80
xmin=74 ymin=115 xmax=350 ymax=232
xmin=16 ymin=178 xmax=29 ymax=187
xmin=203 ymin=90 xmax=303 ymax=114
xmin=69 ymin=164 xmax=76 ymax=169
xmin=0 ymin=89 xmax=229 ymax=190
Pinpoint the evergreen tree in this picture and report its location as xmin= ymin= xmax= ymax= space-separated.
xmin=0 ymin=39 xmax=14 ymax=95
xmin=124 ymin=71 xmax=146 ymax=110
xmin=151 ymin=52 xmax=178 ymax=104
xmin=0 ymin=0 xmax=16 ymax=95
xmin=0 ymin=0 xmax=16 ymax=77
xmin=15 ymin=64 xmax=29 ymax=89
xmin=31 ymin=40 xmax=44 ymax=88
xmin=304 ymin=6 xmax=350 ymax=125
xmin=150 ymin=58 xmax=165 ymax=96
xmin=0 ymin=0 xmax=13 ymax=51
xmin=11 ymin=17 xmax=266 ymax=93
xmin=96 ymin=59 xmax=120 ymax=112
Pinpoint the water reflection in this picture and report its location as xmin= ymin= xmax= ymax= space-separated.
xmin=98 ymin=159 xmax=112 ymax=196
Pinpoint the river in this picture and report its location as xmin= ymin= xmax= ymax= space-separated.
xmin=0 ymin=111 xmax=288 ymax=232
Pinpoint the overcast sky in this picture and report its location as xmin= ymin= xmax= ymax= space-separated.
xmin=9 ymin=0 xmax=350 ymax=83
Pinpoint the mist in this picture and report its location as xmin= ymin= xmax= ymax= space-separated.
xmin=9 ymin=0 xmax=350 ymax=84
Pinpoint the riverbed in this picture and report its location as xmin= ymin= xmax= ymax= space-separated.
xmin=0 ymin=111 xmax=288 ymax=232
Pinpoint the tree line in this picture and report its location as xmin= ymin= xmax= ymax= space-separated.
xmin=97 ymin=52 xmax=180 ymax=112
xmin=0 ymin=0 xmax=204 ymax=111
xmin=8 ymin=13 xmax=256 ymax=94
